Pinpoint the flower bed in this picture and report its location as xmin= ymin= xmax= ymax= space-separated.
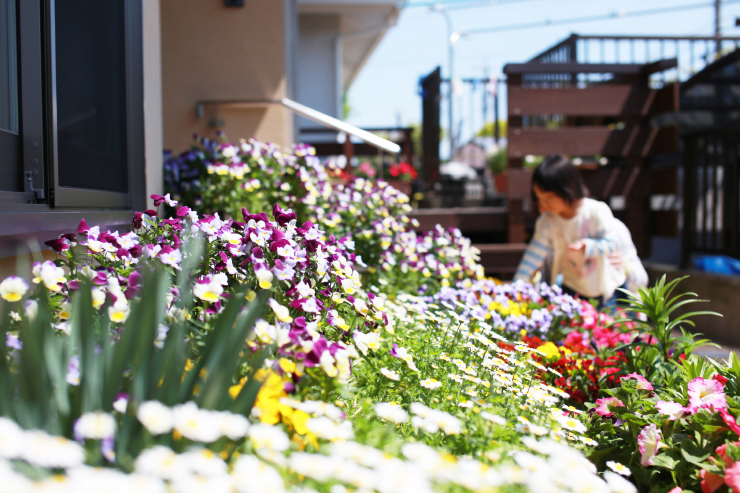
xmin=0 ymin=137 xmax=734 ymax=492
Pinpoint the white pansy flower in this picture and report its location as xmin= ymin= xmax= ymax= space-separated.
xmin=76 ymin=411 xmax=116 ymax=439
xmin=0 ymin=417 xmax=23 ymax=459
xmin=231 ymin=455 xmax=286 ymax=493
xmin=108 ymin=299 xmax=130 ymax=324
xmin=248 ymin=424 xmax=290 ymax=452
xmin=0 ymin=276 xmax=28 ymax=302
xmin=137 ymin=401 xmax=174 ymax=435
xmin=134 ymin=445 xmax=185 ymax=480
xmin=353 ymin=331 xmax=381 ymax=356
xmin=193 ymin=277 xmax=224 ymax=303
xmin=268 ymin=298 xmax=293 ymax=323
xmin=39 ymin=261 xmax=65 ymax=291
xmin=218 ymin=411 xmax=250 ymax=441
xmin=380 ymin=368 xmax=400 ymax=381
xmin=173 ymin=402 xmax=221 ymax=443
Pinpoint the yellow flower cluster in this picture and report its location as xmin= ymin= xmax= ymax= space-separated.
xmin=487 ymin=300 xmax=530 ymax=318
xmin=244 ymin=368 xmax=312 ymax=439
xmin=536 ymin=342 xmax=573 ymax=360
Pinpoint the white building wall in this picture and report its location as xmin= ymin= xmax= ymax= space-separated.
xmin=297 ymin=14 xmax=340 ymax=132
xmin=143 ymin=0 xmax=163 ymax=198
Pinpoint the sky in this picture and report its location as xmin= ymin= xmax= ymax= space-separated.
xmin=345 ymin=0 xmax=740 ymax=156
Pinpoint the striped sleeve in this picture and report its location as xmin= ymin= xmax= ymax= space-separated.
xmin=582 ymin=203 xmax=620 ymax=258
xmin=514 ymin=217 xmax=551 ymax=282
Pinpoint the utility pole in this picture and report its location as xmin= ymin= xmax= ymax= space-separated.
xmin=716 ymin=0 xmax=722 ymax=55
xmin=431 ymin=5 xmax=455 ymax=158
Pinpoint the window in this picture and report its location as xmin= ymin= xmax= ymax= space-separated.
xmin=0 ymin=0 xmax=145 ymax=212
xmin=0 ymin=0 xmax=21 ymax=195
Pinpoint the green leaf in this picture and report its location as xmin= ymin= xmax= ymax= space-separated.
xmin=680 ymin=440 xmax=712 ymax=464
xmin=672 ymin=433 xmax=690 ymax=443
xmin=652 ymin=450 xmax=680 ymax=469
xmin=198 ymin=291 xmax=267 ymax=410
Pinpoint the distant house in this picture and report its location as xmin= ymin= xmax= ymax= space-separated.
xmin=452 ymin=137 xmax=508 ymax=169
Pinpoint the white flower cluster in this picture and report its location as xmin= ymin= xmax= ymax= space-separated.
xmin=514 ymin=437 xmax=637 ymax=493
xmin=289 ymin=441 xmax=435 ymax=493
xmin=278 ymin=397 xmax=343 ymax=421
xmin=374 ymin=402 xmax=409 ymax=424
xmin=410 ymin=402 xmax=463 ymax=435
xmin=0 ymin=417 xmax=85 ymax=469
xmin=137 ymin=401 xmax=250 ymax=442
xmin=1 ymin=461 xmax=166 ymax=493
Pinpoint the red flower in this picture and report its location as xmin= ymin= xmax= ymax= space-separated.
xmin=713 ymin=374 xmax=729 ymax=386
xmin=700 ymin=469 xmax=725 ymax=493
xmin=388 ymin=162 xmax=418 ymax=180
xmin=720 ymin=409 xmax=740 ymax=436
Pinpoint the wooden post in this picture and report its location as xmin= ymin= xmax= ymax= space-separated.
xmin=506 ymin=73 xmax=526 ymax=243
xmin=621 ymin=157 xmax=652 ymax=258
xmin=342 ymin=133 xmax=354 ymax=177
xmin=402 ymin=128 xmax=413 ymax=164
xmin=421 ymin=67 xmax=441 ymax=188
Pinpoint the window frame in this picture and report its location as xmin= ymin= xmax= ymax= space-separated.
xmin=46 ymin=0 xmax=145 ymax=210
xmin=0 ymin=0 xmax=146 ymax=252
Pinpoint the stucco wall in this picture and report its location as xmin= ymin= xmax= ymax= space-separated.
xmin=160 ymin=0 xmax=292 ymax=152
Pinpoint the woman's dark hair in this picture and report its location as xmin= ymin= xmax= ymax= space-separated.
xmin=531 ymin=155 xmax=588 ymax=204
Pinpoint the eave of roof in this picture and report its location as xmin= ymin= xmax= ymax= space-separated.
xmin=298 ymin=1 xmax=400 ymax=91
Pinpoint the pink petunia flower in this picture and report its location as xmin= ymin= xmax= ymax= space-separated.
xmin=667 ymin=488 xmax=683 ymax=493
xmin=621 ymin=373 xmax=654 ymax=391
xmin=720 ymin=410 xmax=740 ymax=436
xmin=725 ymin=462 xmax=740 ymax=491
xmin=579 ymin=300 xmax=598 ymax=330
xmin=655 ymin=400 xmax=687 ymax=421
xmin=594 ymin=397 xmax=625 ymax=417
xmin=637 ymin=423 xmax=662 ymax=466
xmin=700 ymin=469 xmax=724 ymax=493
xmin=687 ymin=377 xmax=727 ymax=413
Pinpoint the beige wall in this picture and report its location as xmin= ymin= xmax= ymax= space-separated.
xmin=0 ymin=250 xmax=56 ymax=283
xmin=160 ymin=0 xmax=292 ymax=152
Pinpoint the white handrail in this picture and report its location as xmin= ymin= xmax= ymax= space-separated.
xmin=280 ymin=98 xmax=401 ymax=154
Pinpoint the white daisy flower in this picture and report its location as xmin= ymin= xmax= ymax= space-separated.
xmin=606 ymin=461 xmax=631 ymax=477
xmin=380 ymin=368 xmax=400 ymax=381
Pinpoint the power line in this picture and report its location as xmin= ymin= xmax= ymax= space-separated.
xmin=466 ymin=0 xmax=740 ymax=35
xmin=397 ymin=0 xmax=540 ymax=9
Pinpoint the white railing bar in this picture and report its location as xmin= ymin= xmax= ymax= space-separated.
xmin=195 ymin=98 xmax=401 ymax=154
xmin=279 ymin=98 xmax=401 ymax=154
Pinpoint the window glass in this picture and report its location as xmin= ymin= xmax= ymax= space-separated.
xmin=0 ymin=0 xmax=20 ymax=193
xmin=55 ymin=0 xmax=128 ymax=193
xmin=0 ymin=0 xmax=18 ymax=134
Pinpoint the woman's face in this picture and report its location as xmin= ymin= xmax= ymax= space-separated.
xmin=533 ymin=184 xmax=570 ymax=216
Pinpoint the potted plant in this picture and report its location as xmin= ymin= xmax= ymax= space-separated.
xmin=385 ymin=161 xmax=417 ymax=197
